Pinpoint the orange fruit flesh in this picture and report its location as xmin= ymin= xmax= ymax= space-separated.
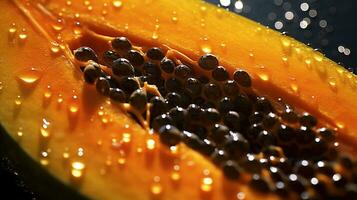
xmin=0 ymin=0 xmax=356 ymax=199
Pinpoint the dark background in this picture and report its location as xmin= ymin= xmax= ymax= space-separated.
xmin=207 ymin=0 xmax=357 ymax=73
xmin=1 ymin=0 xmax=356 ymax=199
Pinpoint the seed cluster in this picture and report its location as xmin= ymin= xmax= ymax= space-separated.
xmin=74 ymin=37 xmax=357 ymax=199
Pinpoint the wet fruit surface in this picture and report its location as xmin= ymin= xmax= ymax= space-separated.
xmin=0 ymin=0 xmax=357 ymax=200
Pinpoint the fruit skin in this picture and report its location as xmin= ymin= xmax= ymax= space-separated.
xmin=0 ymin=0 xmax=356 ymax=200
xmin=0 ymin=125 xmax=87 ymax=200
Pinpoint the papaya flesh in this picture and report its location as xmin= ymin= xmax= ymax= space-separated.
xmin=0 ymin=0 xmax=357 ymax=199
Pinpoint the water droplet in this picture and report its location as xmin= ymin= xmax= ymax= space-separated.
xmin=17 ymin=127 xmax=23 ymax=137
xmin=170 ymin=145 xmax=180 ymax=155
xmin=237 ymin=192 xmax=246 ymax=200
xmin=18 ymin=28 xmax=28 ymax=41
xmin=117 ymin=150 xmax=126 ymax=166
xmin=122 ymin=132 xmax=131 ymax=143
xmin=112 ymin=0 xmax=122 ymax=8
xmin=57 ymin=94 xmax=64 ymax=104
xmin=8 ymin=23 xmax=17 ymax=38
xmin=0 ymin=81 xmax=3 ymax=91
xmin=87 ymin=5 xmax=93 ymax=11
xmin=52 ymin=18 xmax=64 ymax=32
xmin=43 ymin=85 xmax=52 ymax=99
xmin=14 ymin=95 xmax=22 ymax=106
xmin=290 ymin=84 xmax=299 ymax=94
xmin=152 ymin=31 xmax=159 ymax=40
xmin=328 ymin=77 xmax=337 ymax=91
xmin=282 ymin=56 xmax=289 ymax=66
xmin=336 ymin=122 xmax=345 ymax=130
xmin=40 ymin=118 xmax=51 ymax=138
xmin=105 ymin=156 xmax=113 ymax=167
xmin=68 ymin=95 xmax=79 ymax=114
xmin=258 ymin=73 xmax=269 ymax=81
xmin=83 ymin=0 xmax=90 ymax=6
xmin=171 ymin=11 xmax=179 ymax=23
xmin=150 ymin=176 xmax=163 ymax=196
xmin=201 ymin=44 xmax=212 ymax=54
xmin=73 ymin=22 xmax=82 ymax=35
xmin=40 ymin=150 xmax=50 ymax=166
xmin=304 ymin=58 xmax=312 ymax=69
xmin=63 ymin=149 xmax=70 ymax=160
xmin=50 ymin=42 xmax=61 ymax=54
xmin=146 ymin=138 xmax=156 ymax=150
xmin=17 ymin=67 xmax=42 ymax=85
xmin=170 ymin=165 xmax=181 ymax=181
xmin=71 ymin=161 xmax=85 ymax=178
xmin=200 ymin=175 xmax=213 ymax=192
xmin=313 ymin=53 xmax=324 ymax=63
xmin=77 ymin=147 xmax=85 ymax=157
xmin=281 ymin=37 xmax=292 ymax=55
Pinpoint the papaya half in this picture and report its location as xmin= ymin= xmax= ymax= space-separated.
xmin=0 ymin=0 xmax=357 ymax=199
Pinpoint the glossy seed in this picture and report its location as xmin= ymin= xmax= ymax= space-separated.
xmin=168 ymin=107 xmax=187 ymax=130
xmin=103 ymin=50 xmax=119 ymax=67
xmin=234 ymin=95 xmax=253 ymax=115
xmin=224 ymin=132 xmax=249 ymax=159
xmin=152 ymin=114 xmax=173 ymax=131
xmin=240 ymin=154 xmax=262 ymax=174
xmin=112 ymin=58 xmax=135 ymax=77
xmin=203 ymin=83 xmax=222 ymax=100
xmin=203 ymin=108 xmax=221 ymax=125
xmin=211 ymin=149 xmax=228 ymax=166
xmin=255 ymin=97 xmax=273 ymax=113
xmin=174 ymin=64 xmax=192 ymax=79
xmin=223 ymin=80 xmax=240 ymax=96
xmin=249 ymin=111 xmax=264 ymax=124
xmin=160 ymin=58 xmax=175 ymax=73
xmin=233 ymin=70 xmax=252 ymax=87
xmin=96 ymin=76 xmax=112 ymax=96
xmin=165 ymin=77 xmax=182 ymax=92
xmin=119 ymin=77 xmax=139 ymax=94
xmin=159 ymin=125 xmax=182 ymax=146
xmin=250 ymin=174 xmax=270 ymax=193
xmin=223 ymin=111 xmax=240 ymax=131
xmin=218 ymin=97 xmax=235 ymax=114
xmin=146 ymin=47 xmax=165 ymax=60
xmin=74 ymin=46 xmax=98 ymax=62
xmin=111 ymin=37 xmax=132 ymax=52
xmin=109 ymin=88 xmax=126 ymax=103
xmin=299 ymin=113 xmax=317 ymax=127
xmin=165 ymin=92 xmax=182 ymax=108
xmin=277 ymin=124 xmax=295 ymax=143
xmin=83 ymin=63 xmax=101 ymax=84
xmin=296 ymin=126 xmax=315 ymax=144
xmin=125 ymin=50 xmax=144 ymax=66
xmin=257 ymin=130 xmax=277 ymax=147
xmin=262 ymin=112 xmax=278 ymax=128
xmin=212 ymin=66 xmax=229 ymax=81
xmin=281 ymin=108 xmax=299 ymax=123
xmin=294 ymin=160 xmax=314 ymax=178
xmin=318 ymin=128 xmax=336 ymax=142
xmin=199 ymin=139 xmax=216 ymax=156
xmin=186 ymin=104 xmax=203 ymax=121
xmin=222 ymin=160 xmax=241 ymax=180
xmin=210 ymin=124 xmax=229 ymax=143
xmin=150 ymin=96 xmax=167 ymax=118
xmin=143 ymin=62 xmax=161 ymax=78
xmin=182 ymin=131 xmax=203 ymax=151
xmin=198 ymin=54 xmax=219 ymax=70
xmin=185 ymin=78 xmax=202 ymax=97
xmin=287 ymin=174 xmax=307 ymax=193
xmin=129 ymin=89 xmax=147 ymax=112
